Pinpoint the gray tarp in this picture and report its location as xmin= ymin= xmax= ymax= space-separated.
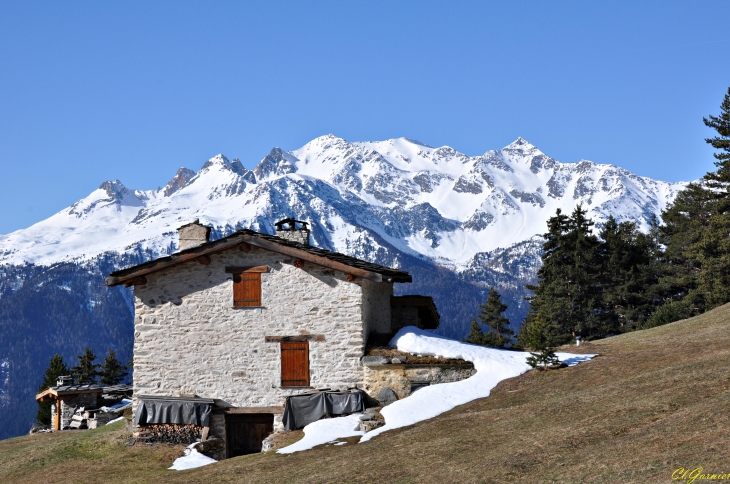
xmin=282 ymin=390 xmax=365 ymax=430
xmin=134 ymin=397 xmax=212 ymax=427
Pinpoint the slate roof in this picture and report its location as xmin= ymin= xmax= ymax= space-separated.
xmin=105 ymin=229 xmax=412 ymax=286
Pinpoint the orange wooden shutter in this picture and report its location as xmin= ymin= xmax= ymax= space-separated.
xmin=281 ymin=341 xmax=309 ymax=387
xmin=233 ymin=273 xmax=261 ymax=306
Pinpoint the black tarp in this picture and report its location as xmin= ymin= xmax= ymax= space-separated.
xmin=282 ymin=390 xmax=365 ymax=430
xmin=134 ymin=396 xmax=213 ymax=427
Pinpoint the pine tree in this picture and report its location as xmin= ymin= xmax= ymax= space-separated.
xmin=703 ymin=86 xmax=730 ymax=193
xmin=526 ymin=206 xmax=601 ymax=345
xmin=519 ymin=315 xmax=560 ymax=370
xmin=99 ymin=349 xmax=129 ymax=386
xmin=71 ymin=347 xmax=99 ymax=385
xmin=597 ymin=216 xmax=658 ymax=331
xmin=36 ymin=354 xmax=69 ymax=425
xmin=463 ymin=318 xmax=485 ymax=345
xmin=478 ymin=287 xmax=514 ymax=347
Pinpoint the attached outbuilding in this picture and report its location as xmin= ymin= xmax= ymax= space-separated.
xmin=105 ymin=218 xmax=440 ymax=458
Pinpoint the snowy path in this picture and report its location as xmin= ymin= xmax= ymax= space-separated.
xmin=279 ymin=326 xmax=594 ymax=453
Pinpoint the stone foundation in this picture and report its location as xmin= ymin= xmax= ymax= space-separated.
xmin=363 ymin=362 xmax=476 ymax=401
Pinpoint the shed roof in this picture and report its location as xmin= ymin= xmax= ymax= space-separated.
xmin=105 ymin=229 xmax=412 ymax=286
xmin=36 ymin=383 xmax=103 ymax=402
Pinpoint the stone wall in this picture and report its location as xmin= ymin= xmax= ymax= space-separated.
xmin=363 ymin=363 xmax=476 ymax=401
xmin=53 ymin=393 xmax=100 ymax=430
xmin=132 ymin=246 xmax=388 ymax=413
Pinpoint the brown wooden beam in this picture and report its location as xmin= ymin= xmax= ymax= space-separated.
xmin=293 ymin=259 xmax=304 ymax=268
xmin=106 ymin=234 xmax=251 ymax=286
xmin=197 ymin=255 xmax=211 ymax=265
xmin=223 ymin=406 xmax=284 ymax=414
xmin=264 ymin=335 xmax=326 ymax=343
xmin=241 ymin=235 xmax=383 ymax=282
xmin=225 ymin=265 xmax=269 ymax=274
xmin=238 ymin=242 xmax=251 ymax=253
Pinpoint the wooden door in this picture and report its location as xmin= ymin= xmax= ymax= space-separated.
xmin=281 ymin=341 xmax=309 ymax=387
xmin=226 ymin=414 xmax=274 ymax=457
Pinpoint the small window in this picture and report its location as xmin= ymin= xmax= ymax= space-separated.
xmin=227 ymin=265 xmax=268 ymax=307
xmin=280 ymin=341 xmax=309 ymax=387
xmin=233 ymin=273 xmax=261 ymax=307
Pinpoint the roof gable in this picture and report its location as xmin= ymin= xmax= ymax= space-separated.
xmin=105 ymin=229 xmax=411 ymax=286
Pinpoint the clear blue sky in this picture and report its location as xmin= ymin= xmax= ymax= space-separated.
xmin=1 ymin=1 xmax=729 ymax=234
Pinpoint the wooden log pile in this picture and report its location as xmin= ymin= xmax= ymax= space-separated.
xmin=137 ymin=424 xmax=202 ymax=444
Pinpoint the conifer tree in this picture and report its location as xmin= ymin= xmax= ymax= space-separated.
xmin=478 ymin=287 xmax=514 ymax=347
xmin=703 ymin=86 xmax=730 ymax=194
xmin=463 ymin=318 xmax=485 ymax=345
xmin=597 ymin=216 xmax=658 ymax=331
xmin=519 ymin=315 xmax=560 ymax=370
xmin=71 ymin=347 xmax=99 ymax=385
xmin=36 ymin=354 xmax=69 ymax=425
xmin=527 ymin=205 xmax=600 ymax=345
xmin=99 ymin=349 xmax=129 ymax=386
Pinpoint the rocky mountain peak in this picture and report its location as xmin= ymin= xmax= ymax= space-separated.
xmin=253 ymin=147 xmax=298 ymax=181
xmin=200 ymin=154 xmax=231 ymax=170
xmin=162 ymin=168 xmax=195 ymax=197
xmin=99 ymin=180 xmax=129 ymax=201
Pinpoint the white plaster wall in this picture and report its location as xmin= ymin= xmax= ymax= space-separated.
xmin=132 ymin=247 xmax=370 ymax=409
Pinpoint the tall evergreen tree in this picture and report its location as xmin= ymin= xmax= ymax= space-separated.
xmin=479 ymin=287 xmax=514 ymax=347
xmin=527 ymin=205 xmax=601 ymax=345
xmin=71 ymin=347 xmax=99 ymax=384
xmin=36 ymin=354 xmax=69 ymax=425
xmin=597 ymin=216 xmax=658 ymax=331
xmin=703 ymin=86 xmax=730 ymax=193
xmin=99 ymin=349 xmax=129 ymax=386
xmin=643 ymin=86 xmax=730 ymax=327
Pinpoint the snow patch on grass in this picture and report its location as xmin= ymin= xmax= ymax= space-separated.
xmin=168 ymin=443 xmax=217 ymax=471
xmin=277 ymin=413 xmax=364 ymax=454
xmin=278 ymin=326 xmax=594 ymax=453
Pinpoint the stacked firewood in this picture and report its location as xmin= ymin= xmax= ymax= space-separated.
xmin=138 ymin=424 xmax=202 ymax=444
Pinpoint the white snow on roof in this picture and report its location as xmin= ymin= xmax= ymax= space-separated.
xmin=277 ymin=326 xmax=594 ymax=453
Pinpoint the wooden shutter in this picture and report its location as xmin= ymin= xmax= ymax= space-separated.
xmin=233 ymin=273 xmax=261 ymax=307
xmin=280 ymin=341 xmax=309 ymax=387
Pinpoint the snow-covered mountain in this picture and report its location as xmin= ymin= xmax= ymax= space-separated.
xmin=0 ymin=135 xmax=685 ymax=270
xmin=0 ymin=135 xmax=688 ymax=440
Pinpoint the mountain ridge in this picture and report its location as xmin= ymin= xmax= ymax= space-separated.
xmin=0 ymin=135 xmax=686 ymax=269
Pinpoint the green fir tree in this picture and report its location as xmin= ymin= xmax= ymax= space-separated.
xmin=478 ymin=287 xmax=514 ymax=347
xmin=99 ymin=349 xmax=129 ymax=386
xmin=71 ymin=347 xmax=100 ymax=385
xmin=519 ymin=315 xmax=560 ymax=370
xmin=463 ymin=318 xmax=485 ymax=345
xmin=36 ymin=354 xmax=69 ymax=425
xmin=526 ymin=205 xmax=601 ymax=345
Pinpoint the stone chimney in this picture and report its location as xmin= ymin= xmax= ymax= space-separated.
xmin=57 ymin=375 xmax=73 ymax=387
xmin=274 ymin=218 xmax=310 ymax=245
xmin=177 ymin=219 xmax=212 ymax=251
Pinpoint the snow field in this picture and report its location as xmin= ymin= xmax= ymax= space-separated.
xmin=168 ymin=442 xmax=218 ymax=471
xmin=279 ymin=327 xmax=595 ymax=452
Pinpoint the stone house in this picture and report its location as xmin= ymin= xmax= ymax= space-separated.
xmin=105 ymin=218 xmax=442 ymax=458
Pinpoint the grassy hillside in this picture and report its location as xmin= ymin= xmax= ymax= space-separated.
xmin=1 ymin=303 xmax=729 ymax=483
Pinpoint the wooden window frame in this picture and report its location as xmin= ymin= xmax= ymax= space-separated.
xmin=280 ymin=341 xmax=310 ymax=387
xmin=227 ymin=266 xmax=268 ymax=308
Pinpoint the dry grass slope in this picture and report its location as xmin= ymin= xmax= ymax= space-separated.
xmin=1 ymin=303 xmax=729 ymax=483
